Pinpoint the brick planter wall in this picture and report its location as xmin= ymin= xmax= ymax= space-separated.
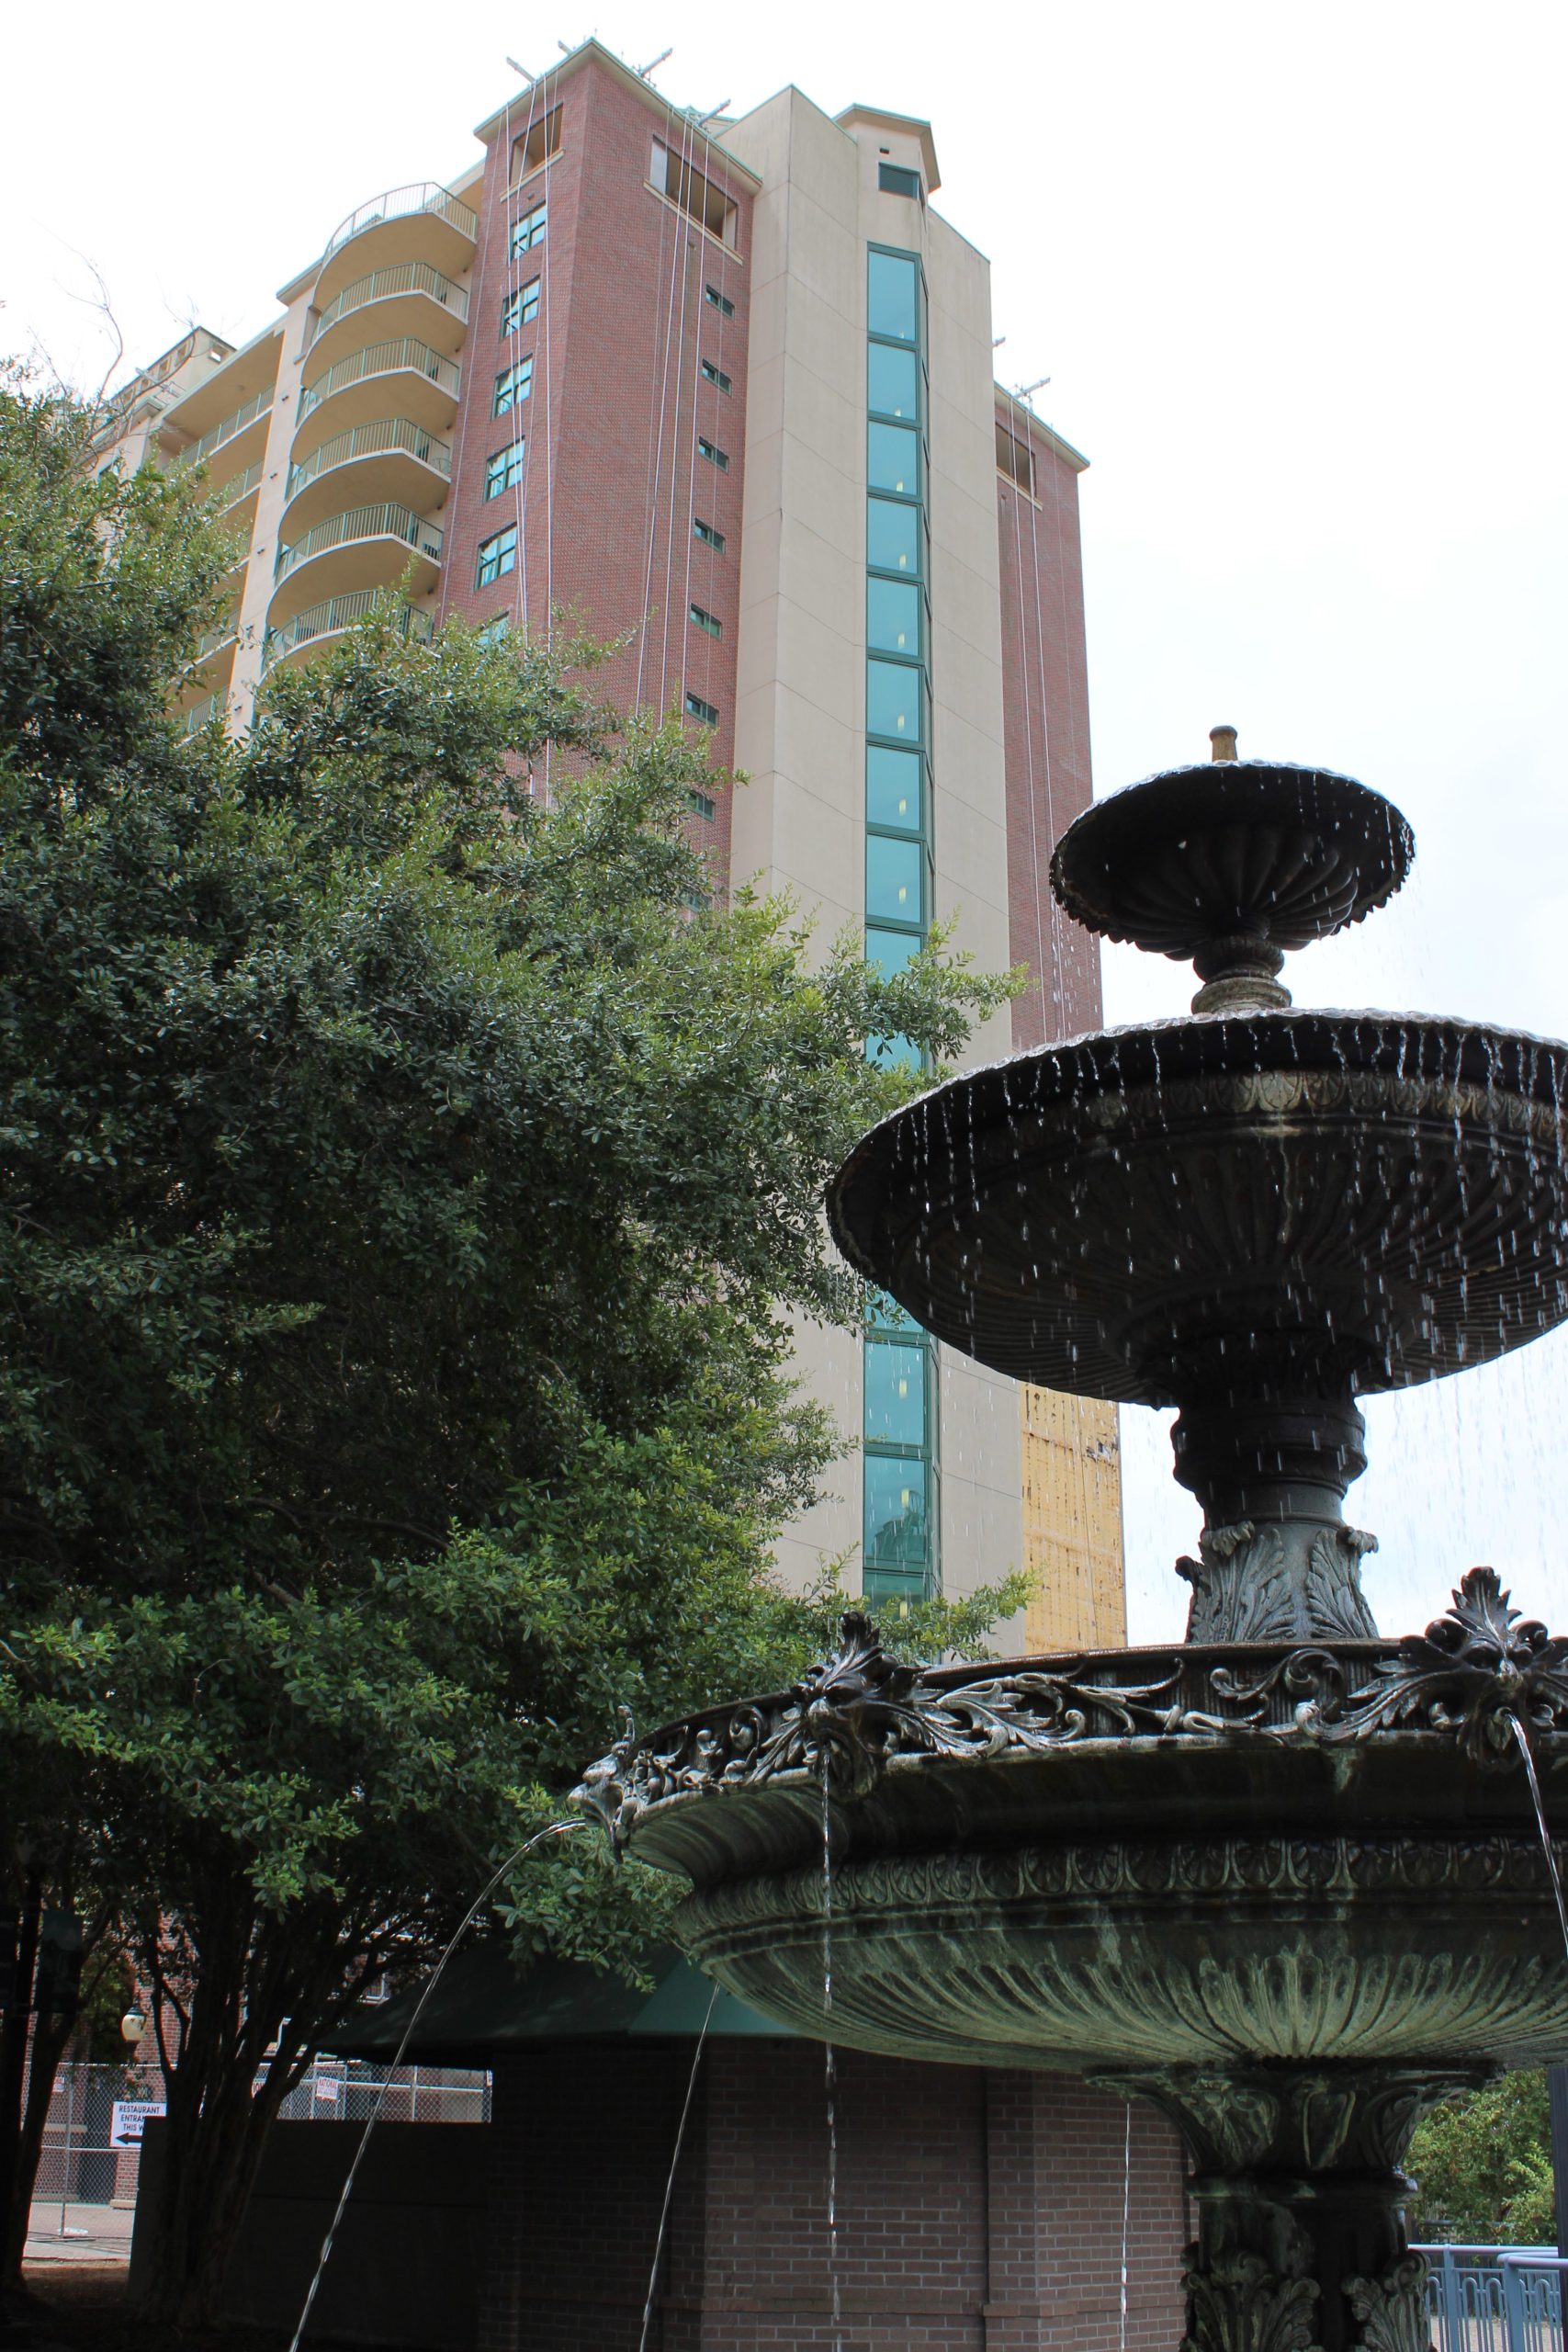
xmin=479 ymin=2041 xmax=1187 ymax=2350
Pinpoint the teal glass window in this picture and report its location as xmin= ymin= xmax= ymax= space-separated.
xmin=866 ymin=496 xmax=920 ymax=575
xmin=696 ymin=436 xmax=729 ymax=471
xmin=867 ymin=342 xmax=919 ymax=419
xmin=868 ymin=421 xmax=919 ymax=498
xmin=693 ymin=517 xmax=726 ymax=550
xmin=493 ymin=358 xmax=533 ymax=416
xmin=864 ymin=1455 xmax=930 ymax=1570
xmin=866 ymin=832 xmax=924 ymax=929
xmin=867 ymin=575 xmax=921 ymax=658
xmin=476 ymin=525 xmax=517 ymax=587
xmin=502 ymin=280 xmax=539 ymax=333
xmin=690 ymin=603 xmax=722 ymax=638
xmin=510 ymin=203 xmax=547 ymax=256
xmin=867 ymin=249 xmax=919 ymax=343
xmin=705 ymin=283 xmax=735 ymax=317
xmin=700 ymin=358 xmax=732 ymax=392
xmin=866 ymin=745 xmax=923 ymax=834
xmin=865 ymin=924 xmax=920 ymax=978
xmin=866 ymin=657 xmax=922 ymax=742
xmin=864 ymin=1340 xmax=926 ymax=1447
xmin=868 ymin=1289 xmax=917 ymax=1334
xmin=878 ymin=163 xmax=922 ymax=200
xmin=685 ymin=691 xmax=718 ymax=727
xmin=477 ymin=614 xmax=510 ymax=645
xmin=484 ymin=440 xmax=526 ymax=499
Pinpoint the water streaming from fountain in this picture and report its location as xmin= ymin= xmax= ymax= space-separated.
xmin=580 ymin=740 xmax=1568 ymax=2352
xmin=288 ymin=1820 xmax=588 ymax=2352
xmin=637 ymin=1976 xmax=720 ymax=2352
xmin=821 ymin=1754 xmax=843 ymax=2352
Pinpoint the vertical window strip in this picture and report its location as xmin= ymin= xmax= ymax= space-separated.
xmin=863 ymin=244 xmax=937 ymax=1613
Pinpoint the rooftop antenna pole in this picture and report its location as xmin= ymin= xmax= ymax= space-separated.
xmin=1015 ymin=376 xmax=1051 ymax=406
xmin=637 ymin=46 xmax=674 ymax=76
xmin=992 ymin=335 xmax=1007 ymax=350
xmin=700 ymin=101 xmax=731 ymax=126
xmin=504 ymin=54 xmax=535 ymax=83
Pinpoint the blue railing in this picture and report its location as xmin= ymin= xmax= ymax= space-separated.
xmin=1416 ymin=2244 xmax=1565 ymax=2350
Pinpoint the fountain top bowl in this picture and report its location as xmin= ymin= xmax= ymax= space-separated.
xmin=1049 ymin=756 xmax=1415 ymax=1012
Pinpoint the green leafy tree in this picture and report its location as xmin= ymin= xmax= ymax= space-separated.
xmin=1408 ymin=2072 xmax=1557 ymax=2245
xmin=0 ymin=377 xmax=1020 ymax=2325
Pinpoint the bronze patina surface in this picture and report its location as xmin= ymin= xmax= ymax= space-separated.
xmin=577 ymin=741 xmax=1568 ymax=2352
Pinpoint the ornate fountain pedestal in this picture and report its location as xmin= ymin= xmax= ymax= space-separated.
xmin=1115 ymin=2064 xmax=1486 ymax=2352
xmin=579 ymin=742 xmax=1568 ymax=2352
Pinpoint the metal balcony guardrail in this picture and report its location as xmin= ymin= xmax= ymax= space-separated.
xmin=1415 ymin=2244 xmax=1566 ymax=2351
xmin=287 ymin=417 xmax=451 ymax=503
xmin=262 ymin=593 xmax=434 ymax=671
xmin=216 ymin=460 xmax=264 ymax=514
xmin=298 ymin=339 xmax=460 ymax=424
xmin=180 ymin=692 xmax=224 ymax=737
xmin=173 ymin=389 xmax=273 ymax=472
xmin=275 ymin=502 xmax=443 ymax=585
xmin=313 ymin=260 xmax=469 ymax=344
xmin=321 ymin=183 xmax=478 ymax=263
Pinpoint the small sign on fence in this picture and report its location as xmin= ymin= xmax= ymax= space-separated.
xmin=109 ymin=2099 xmax=165 ymax=2147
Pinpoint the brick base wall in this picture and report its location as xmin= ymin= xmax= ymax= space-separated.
xmin=479 ymin=2042 xmax=1187 ymax=2351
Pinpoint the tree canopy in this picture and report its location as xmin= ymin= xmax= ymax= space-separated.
xmin=0 ymin=376 xmax=1020 ymax=2321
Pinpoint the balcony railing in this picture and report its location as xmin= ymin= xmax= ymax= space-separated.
xmin=262 ymin=594 xmax=434 ymax=672
xmin=312 ymin=261 xmax=469 ymax=344
xmin=298 ymin=340 xmax=460 ymax=424
xmin=186 ymin=612 xmax=240 ymax=668
xmin=174 ymin=390 xmax=272 ymax=472
xmin=180 ymin=692 xmax=225 ymax=737
xmin=322 ymin=184 xmax=477 ymax=262
xmin=215 ymin=460 xmax=264 ymax=514
xmin=275 ymin=503 xmax=444 ymax=586
xmin=286 ymin=417 xmax=451 ymax=503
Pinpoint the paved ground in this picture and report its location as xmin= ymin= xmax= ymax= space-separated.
xmin=22 ymin=2208 xmax=133 ymax=2271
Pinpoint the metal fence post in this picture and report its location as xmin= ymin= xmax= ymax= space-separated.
xmin=1504 ymin=2255 xmax=1529 ymax=2351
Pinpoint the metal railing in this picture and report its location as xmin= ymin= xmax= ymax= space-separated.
xmin=1416 ymin=2244 xmax=1566 ymax=2350
xmin=275 ymin=502 xmax=443 ymax=585
xmin=322 ymin=183 xmax=477 ymax=263
xmin=287 ymin=416 xmax=451 ymax=503
xmin=214 ymin=459 xmax=264 ymax=514
xmin=180 ymin=692 xmax=225 ymax=737
xmin=262 ymin=593 xmax=434 ymax=671
xmin=22 ymin=2057 xmax=489 ymax=2244
xmin=313 ymin=260 xmax=468 ymax=344
xmin=298 ymin=339 xmax=460 ymax=424
xmin=173 ymin=389 xmax=272 ymax=472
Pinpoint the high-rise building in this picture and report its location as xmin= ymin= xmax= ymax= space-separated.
xmin=94 ymin=40 xmax=1124 ymax=1646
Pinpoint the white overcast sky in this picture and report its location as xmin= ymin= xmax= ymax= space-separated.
xmin=6 ymin=0 xmax=1568 ymax=1644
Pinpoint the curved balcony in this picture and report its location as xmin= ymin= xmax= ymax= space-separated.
xmin=178 ymin=690 xmax=226 ymax=740
xmin=211 ymin=458 xmax=264 ymax=552
xmin=281 ymin=416 xmax=451 ymax=537
xmin=294 ymin=338 xmax=460 ymax=455
xmin=171 ymin=389 xmax=272 ymax=492
xmin=269 ymin=502 xmax=443 ymax=625
xmin=312 ymin=183 xmax=477 ymax=312
xmin=308 ymin=261 xmax=468 ymax=375
xmin=262 ymin=592 xmax=434 ymax=675
xmin=176 ymin=612 xmax=241 ymax=707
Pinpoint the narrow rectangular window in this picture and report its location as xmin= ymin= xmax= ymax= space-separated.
xmin=684 ymin=692 xmax=719 ymax=727
xmin=477 ymin=614 xmax=510 ymax=645
xmin=705 ymin=283 xmax=735 ymax=317
xmin=867 ymin=249 xmax=920 ymax=344
xmin=878 ymin=162 xmax=922 ymax=200
xmin=693 ymin=517 xmax=726 ymax=551
xmin=688 ymin=789 xmax=716 ymax=821
xmin=510 ymin=203 xmax=547 ymax=257
xmin=868 ymin=419 xmax=919 ymax=498
xmin=493 ymin=358 xmax=533 ymax=417
xmin=689 ymin=603 xmax=722 ymax=639
xmin=996 ymin=418 xmax=1036 ymax=495
xmin=476 ymin=525 xmax=517 ymax=587
xmin=484 ymin=440 xmax=526 ymax=499
xmin=650 ymin=142 xmax=739 ymax=246
xmin=700 ymin=358 xmax=732 ymax=392
xmin=696 ymin=436 xmax=728 ymax=472
xmin=501 ymin=280 xmax=540 ymax=334
xmin=510 ymin=106 xmax=562 ymax=185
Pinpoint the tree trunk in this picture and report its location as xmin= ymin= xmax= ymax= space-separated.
xmin=0 ymin=2004 xmax=73 ymax=2286
xmin=0 ymin=1870 xmax=41 ymax=2311
xmin=132 ymin=1900 xmax=342 ymax=2330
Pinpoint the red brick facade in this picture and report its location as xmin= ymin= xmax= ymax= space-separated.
xmin=439 ymin=57 xmax=751 ymax=872
xmin=996 ymin=411 xmax=1102 ymax=1053
xmin=478 ymin=2042 xmax=1187 ymax=2350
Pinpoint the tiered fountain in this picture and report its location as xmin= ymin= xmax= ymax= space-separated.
xmin=580 ymin=735 xmax=1568 ymax=2352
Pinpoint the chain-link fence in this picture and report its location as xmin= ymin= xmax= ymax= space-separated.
xmin=24 ymin=2055 xmax=491 ymax=2240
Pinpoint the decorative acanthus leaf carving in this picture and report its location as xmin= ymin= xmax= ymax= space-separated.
xmin=1345 ymin=2256 xmax=1433 ymax=2352
xmin=1180 ymin=2251 xmax=1322 ymax=2352
xmin=1179 ymin=1522 xmax=1297 ymax=1644
xmin=573 ymin=1571 xmax=1568 ymax=1846
xmin=1304 ymin=1528 xmax=1380 ymax=1642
